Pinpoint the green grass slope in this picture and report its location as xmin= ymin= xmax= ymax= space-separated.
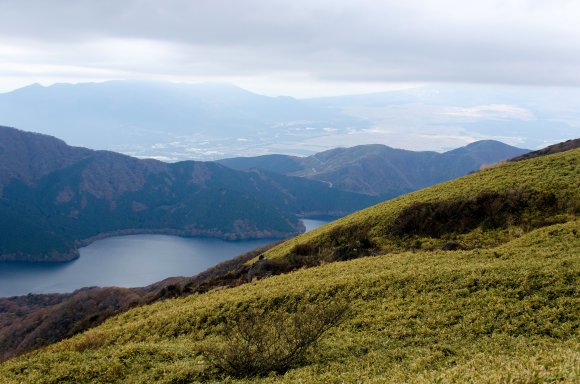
xmin=0 ymin=220 xmax=577 ymax=383
xmin=258 ymin=148 xmax=579 ymax=265
xmin=0 ymin=149 xmax=578 ymax=383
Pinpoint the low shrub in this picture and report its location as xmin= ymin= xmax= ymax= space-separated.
xmin=197 ymin=300 xmax=348 ymax=378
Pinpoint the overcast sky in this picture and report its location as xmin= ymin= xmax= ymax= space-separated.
xmin=1 ymin=0 xmax=579 ymax=97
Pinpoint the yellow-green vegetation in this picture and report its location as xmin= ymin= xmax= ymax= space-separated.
xmin=197 ymin=301 xmax=349 ymax=378
xmin=0 ymin=150 xmax=578 ymax=383
xmin=0 ymin=221 xmax=578 ymax=383
xmin=258 ymin=149 xmax=579 ymax=264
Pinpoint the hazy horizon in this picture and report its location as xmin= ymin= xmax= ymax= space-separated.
xmin=0 ymin=78 xmax=424 ymax=100
xmin=0 ymin=1 xmax=578 ymax=158
xmin=0 ymin=79 xmax=578 ymax=160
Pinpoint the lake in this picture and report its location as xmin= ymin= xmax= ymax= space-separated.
xmin=0 ymin=219 xmax=330 ymax=297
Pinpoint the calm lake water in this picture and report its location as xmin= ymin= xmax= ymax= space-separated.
xmin=0 ymin=219 xmax=329 ymax=297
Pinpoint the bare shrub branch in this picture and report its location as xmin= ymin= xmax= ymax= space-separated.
xmin=197 ymin=300 xmax=349 ymax=378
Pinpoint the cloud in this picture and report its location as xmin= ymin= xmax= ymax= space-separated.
xmin=0 ymin=1 xmax=579 ymax=95
xmin=441 ymin=104 xmax=535 ymax=121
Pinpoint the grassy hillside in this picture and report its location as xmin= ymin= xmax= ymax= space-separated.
xmin=0 ymin=149 xmax=577 ymax=383
xmin=0 ymin=220 xmax=577 ymax=383
xmin=510 ymin=138 xmax=579 ymax=162
xmin=257 ymin=148 xmax=578 ymax=266
xmin=0 ymin=243 xmax=280 ymax=362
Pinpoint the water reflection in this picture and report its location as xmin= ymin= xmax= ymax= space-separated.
xmin=0 ymin=219 xmax=330 ymax=297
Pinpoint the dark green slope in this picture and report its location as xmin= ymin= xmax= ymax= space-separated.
xmin=218 ymin=140 xmax=529 ymax=197
xmin=215 ymin=154 xmax=304 ymax=174
xmin=0 ymin=126 xmax=378 ymax=262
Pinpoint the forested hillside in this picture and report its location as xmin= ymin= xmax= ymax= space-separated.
xmin=0 ymin=126 xmax=379 ymax=262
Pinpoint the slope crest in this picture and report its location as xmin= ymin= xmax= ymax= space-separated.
xmin=259 ymin=149 xmax=579 ymax=264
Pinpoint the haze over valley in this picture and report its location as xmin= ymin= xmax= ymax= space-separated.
xmin=0 ymin=81 xmax=577 ymax=161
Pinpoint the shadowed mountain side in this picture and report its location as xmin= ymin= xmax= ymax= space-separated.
xmin=218 ymin=140 xmax=529 ymax=196
xmin=217 ymin=154 xmax=304 ymax=174
xmin=0 ymin=126 xmax=380 ymax=262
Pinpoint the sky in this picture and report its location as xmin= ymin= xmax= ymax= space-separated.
xmin=1 ymin=0 xmax=580 ymax=97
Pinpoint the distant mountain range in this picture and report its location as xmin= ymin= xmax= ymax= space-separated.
xmin=218 ymin=141 xmax=530 ymax=197
xmin=0 ymin=80 xmax=577 ymax=160
xmin=0 ymin=126 xmax=379 ymax=262
xmin=0 ymin=126 xmax=530 ymax=262
xmin=0 ymin=81 xmax=360 ymax=160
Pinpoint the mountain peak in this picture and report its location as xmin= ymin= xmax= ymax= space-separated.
xmin=464 ymin=139 xmax=517 ymax=149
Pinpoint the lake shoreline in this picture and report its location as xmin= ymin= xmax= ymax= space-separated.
xmin=0 ymin=224 xmax=305 ymax=264
xmin=1 ymin=216 xmax=332 ymax=264
xmin=0 ymin=219 xmax=330 ymax=297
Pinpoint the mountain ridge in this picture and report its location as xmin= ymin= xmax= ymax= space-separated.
xmin=218 ymin=140 xmax=529 ymax=196
xmin=0 ymin=126 xmax=380 ymax=262
xmin=0 ymin=80 xmax=360 ymax=159
xmin=4 ymin=80 xmax=575 ymax=161
xmin=257 ymin=147 xmax=579 ymax=265
xmin=509 ymin=137 xmax=580 ymax=162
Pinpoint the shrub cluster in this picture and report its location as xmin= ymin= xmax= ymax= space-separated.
xmin=392 ymin=188 xmax=573 ymax=237
xmin=197 ymin=300 xmax=348 ymax=378
xmin=290 ymin=225 xmax=376 ymax=264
